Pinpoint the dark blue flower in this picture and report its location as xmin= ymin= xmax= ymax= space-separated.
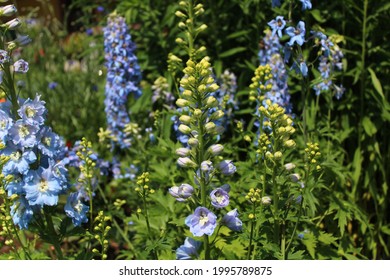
xmin=65 ymin=192 xmax=89 ymax=226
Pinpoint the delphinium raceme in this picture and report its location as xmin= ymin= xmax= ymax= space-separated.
xmin=266 ymin=0 xmax=344 ymax=138
xmin=170 ymin=0 xmax=240 ymax=260
xmin=103 ymin=14 xmax=142 ymax=149
xmin=0 ymin=6 xmax=90 ymax=259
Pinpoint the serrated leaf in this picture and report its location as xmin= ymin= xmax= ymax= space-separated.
xmin=219 ymin=47 xmax=247 ymax=58
xmin=301 ymin=232 xmax=317 ymax=259
xmin=287 ymin=250 xmax=306 ymax=260
xmin=318 ymin=232 xmax=338 ymax=245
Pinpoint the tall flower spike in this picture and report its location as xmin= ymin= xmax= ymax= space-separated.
xmin=103 ymin=15 xmax=142 ymax=149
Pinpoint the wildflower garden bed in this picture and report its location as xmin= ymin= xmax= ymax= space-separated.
xmin=0 ymin=0 xmax=389 ymax=260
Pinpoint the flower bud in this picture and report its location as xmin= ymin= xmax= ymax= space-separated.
xmin=179 ymin=115 xmax=191 ymax=124
xmin=0 ymin=5 xmax=17 ymax=17
xmin=3 ymin=18 xmax=21 ymax=30
xmin=188 ymin=137 xmax=199 ymax=147
xmin=205 ymin=122 xmax=216 ymax=133
xmin=193 ymin=109 xmax=202 ymax=117
xmin=261 ymin=196 xmax=272 ymax=206
xmin=285 ymin=139 xmax=296 ymax=148
xmin=284 ymin=163 xmax=296 ymax=171
xmin=176 ymin=147 xmax=191 ymax=157
xmin=175 ymin=11 xmax=186 ymax=18
xmin=274 ymin=151 xmax=283 ymax=160
xmin=176 ymin=98 xmax=190 ymax=107
xmin=208 ymin=144 xmax=224 ymax=155
xmin=177 ymin=157 xmax=197 ymax=168
xmin=178 ymin=124 xmax=191 ymax=134
xmin=290 ymin=173 xmax=300 ymax=182
xmin=219 ymin=160 xmax=236 ymax=175
xmin=182 ymin=90 xmax=192 ymax=97
xmin=205 ymin=96 xmax=218 ymax=107
xmin=201 ymin=160 xmax=213 ymax=172
xmin=210 ymin=110 xmax=224 ymax=120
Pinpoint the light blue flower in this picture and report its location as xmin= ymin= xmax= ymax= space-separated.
xmin=13 ymin=59 xmax=29 ymax=73
xmin=8 ymin=119 xmax=39 ymax=148
xmin=176 ymin=237 xmax=202 ymax=260
xmin=65 ymin=192 xmax=89 ymax=226
xmin=221 ymin=209 xmax=242 ymax=231
xmin=299 ymin=0 xmax=312 ymax=10
xmin=268 ymin=16 xmax=286 ymax=38
xmin=10 ymin=197 xmax=34 ymax=229
xmin=24 ymin=167 xmax=63 ymax=206
xmin=18 ymin=95 xmax=47 ymax=126
xmin=185 ymin=207 xmax=217 ymax=237
xmin=218 ymin=160 xmax=236 ymax=175
xmin=169 ymin=183 xmax=194 ymax=202
xmin=210 ymin=188 xmax=229 ymax=208
xmin=285 ymin=21 xmax=306 ymax=46
xmin=2 ymin=146 xmax=36 ymax=175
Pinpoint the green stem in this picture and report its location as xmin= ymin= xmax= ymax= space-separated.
xmin=45 ymin=211 xmax=64 ymax=260
xmin=281 ymin=220 xmax=286 ymax=260
xmin=247 ymin=219 xmax=255 ymax=260
xmin=272 ymin=165 xmax=280 ymax=244
xmin=285 ymin=197 xmax=304 ymax=255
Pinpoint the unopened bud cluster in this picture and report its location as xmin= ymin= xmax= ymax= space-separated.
xmin=76 ymin=138 xmax=97 ymax=192
xmin=135 ymin=172 xmax=155 ymax=196
xmin=249 ymin=64 xmax=273 ymax=101
xmin=305 ymin=142 xmax=321 ymax=171
xmin=92 ymin=211 xmax=111 ymax=260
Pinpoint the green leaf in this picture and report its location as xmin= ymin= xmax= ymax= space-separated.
xmin=362 ymin=116 xmax=377 ymax=136
xmin=301 ymin=232 xmax=317 ymax=259
xmin=380 ymin=225 xmax=390 ymax=235
xmin=310 ymin=9 xmax=326 ymax=23
xmin=368 ymin=68 xmax=384 ymax=99
xmin=219 ymin=47 xmax=247 ymax=58
xmin=318 ymin=232 xmax=338 ymax=245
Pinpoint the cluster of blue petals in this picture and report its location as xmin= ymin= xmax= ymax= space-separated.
xmin=0 ymin=96 xmax=88 ymax=229
xmin=103 ymin=16 xmax=142 ymax=149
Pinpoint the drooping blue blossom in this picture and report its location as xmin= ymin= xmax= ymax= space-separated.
xmin=218 ymin=160 xmax=237 ymax=176
xmin=268 ymin=16 xmax=286 ymax=38
xmin=285 ymin=21 xmax=306 ymax=46
xmin=103 ymin=15 xmax=142 ymax=149
xmin=176 ymin=237 xmax=202 ymax=260
xmin=299 ymin=0 xmax=312 ymax=10
xmin=65 ymin=192 xmax=89 ymax=226
xmin=169 ymin=183 xmax=194 ymax=202
xmin=221 ymin=209 xmax=243 ymax=231
xmin=185 ymin=207 xmax=217 ymax=237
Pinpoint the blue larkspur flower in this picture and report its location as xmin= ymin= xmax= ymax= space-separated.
xmin=0 ymin=49 xmax=9 ymax=64
xmin=185 ymin=207 xmax=217 ymax=237
xmin=103 ymin=15 xmax=142 ymax=149
xmin=169 ymin=183 xmax=194 ymax=202
xmin=10 ymin=197 xmax=34 ymax=230
xmin=13 ymin=59 xmax=29 ymax=73
xmin=65 ymin=192 xmax=89 ymax=226
xmin=268 ymin=16 xmax=286 ymax=38
xmin=176 ymin=237 xmax=202 ymax=260
xmin=2 ymin=146 xmax=36 ymax=175
xmin=8 ymin=119 xmax=39 ymax=148
xmin=218 ymin=160 xmax=236 ymax=175
xmin=24 ymin=167 xmax=63 ymax=206
xmin=0 ymin=109 xmax=13 ymax=143
xmin=221 ymin=209 xmax=243 ymax=231
xmin=18 ymin=95 xmax=47 ymax=126
xmin=285 ymin=21 xmax=306 ymax=46
xmin=299 ymin=0 xmax=312 ymax=10
xmin=210 ymin=188 xmax=229 ymax=208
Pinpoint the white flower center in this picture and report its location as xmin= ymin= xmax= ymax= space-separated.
xmin=25 ymin=107 xmax=36 ymax=118
xmin=199 ymin=213 xmax=209 ymax=226
xmin=19 ymin=125 xmax=30 ymax=138
xmin=10 ymin=151 xmax=22 ymax=161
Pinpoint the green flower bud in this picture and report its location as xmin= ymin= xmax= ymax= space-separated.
xmin=176 ymin=98 xmax=190 ymax=107
xmin=179 ymin=115 xmax=192 ymax=124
